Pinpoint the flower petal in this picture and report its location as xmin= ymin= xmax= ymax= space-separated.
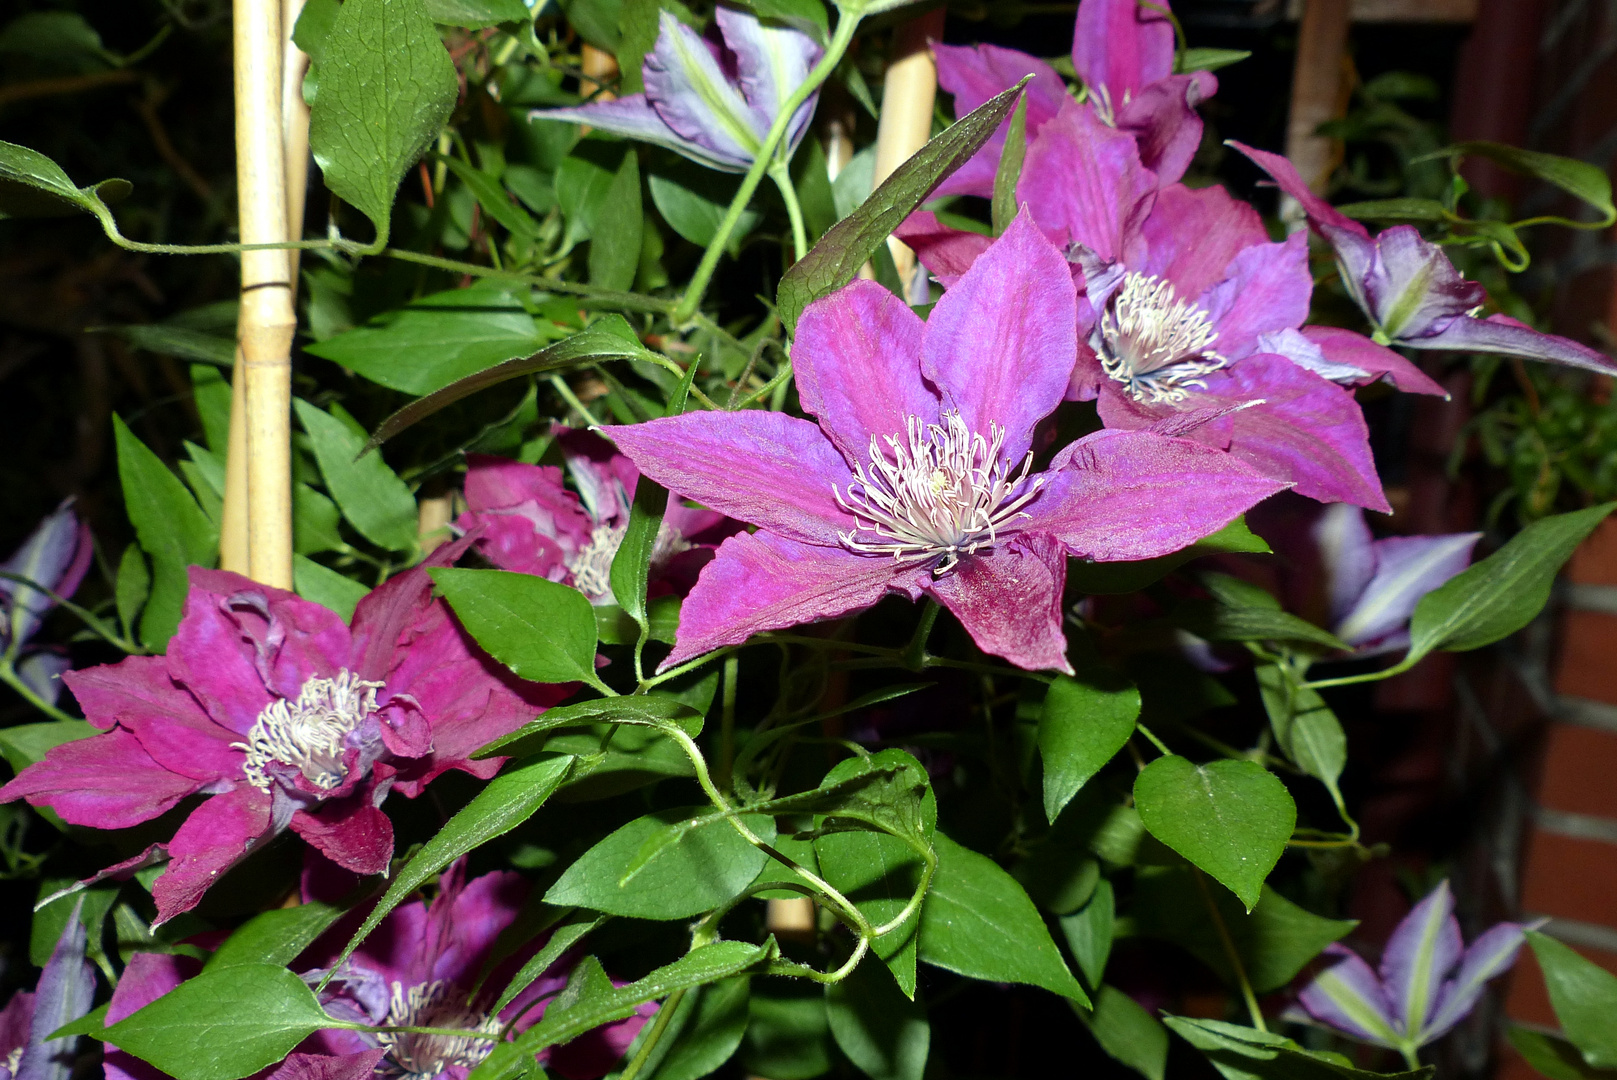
xmin=1225 ymin=140 xmax=1369 ymax=239
xmin=927 ymin=534 xmax=1072 ymax=674
xmin=793 ymin=279 xmax=938 ymax=466
xmin=20 ymin=898 xmax=96 ymax=1080
xmin=1379 ymin=880 xmax=1464 ymax=1037
xmin=268 ymin=1050 xmax=390 ymax=1080
xmin=1421 ymin=921 xmax=1533 ymax=1044
xmin=1114 ymin=72 xmax=1216 ymax=185
xmin=433 ymin=865 xmax=529 ymax=987
xmin=291 ymin=796 xmax=394 ymax=877
xmin=921 ymin=211 xmax=1079 ymax=462
xmin=0 ymin=499 xmax=92 ymax=650
xmin=150 ymin=785 xmax=273 ymax=924
xmin=557 ymin=427 xmax=638 ymax=525
xmin=1368 ymin=226 xmax=1485 ymax=339
xmin=1038 ymin=429 xmax=1285 ymax=560
xmin=1072 ymin=0 xmax=1175 ymax=102
xmin=532 ymin=96 xmax=745 ymax=172
xmin=1337 ymin=531 xmax=1480 ymax=648
xmin=664 ymin=531 xmax=922 ymax=669
xmin=61 ymin=654 xmax=199 ymax=733
xmin=894 ymin=211 xmax=993 ymax=287
xmin=1295 ymin=944 xmax=1402 ymax=1047
xmin=1199 ymin=232 xmax=1313 ymax=361
xmin=1019 ymin=101 xmax=1157 ymax=265
xmin=1310 ymin=504 xmax=1377 ymax=629
xmin=606 ymin=411 xmax=858 ymax=545
xmin=932 ymin=43 xmax=1070 ymax=199
xmin=0 ymin=729 xmax=201 ymax=829
xmin=645 ymin=12 xmax=766 ymax=166
xmin=1138 ymin=183 xmax=1269 ymax=303
xmin=715 ymin=6 xmax=822 ymax=159
xmin=1300 ymin=326 xmax=1448 ymax=396
xmin=1411 ymin=312 xmax=1617 ymax=375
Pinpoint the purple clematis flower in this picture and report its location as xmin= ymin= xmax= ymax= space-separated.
xmin=0 ymin=545 xmax=571 ymax=923
xmin=1287 ymin=881 xmax=1536 ymax=1058
xmin=531 ymin=8 xmax=822 ymax=173
xmin=456 ymin=429 xmax=734 ymax=605
xmin=0 ymin=903 xmax=96 ymax=1080
xmin=607 ymin=214 xmax=1287 ymax=673
xmin=1 ymin=500 xmax=93 ymax=707
xmin=933 ymin=0 xmax=1215 ymax=199
xmin=1231 ymin=141 xmax=1617 ymax=375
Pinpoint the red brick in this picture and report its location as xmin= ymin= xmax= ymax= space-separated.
xmin=1554 ymin=610 xmax=1617 ymax=704
xmin=1536 ymin=723 xmax=1617 ymax=820
xmin=1567 ymin=520 xmax=1617 ymax=587
xmin=1496 ymin=1043 xmax=1544 ymax=1080
xmin=1503 ymin=938 xmax=1617 ymax=1028
xmin=1519 ymin=831 xmax=1617 ymax=927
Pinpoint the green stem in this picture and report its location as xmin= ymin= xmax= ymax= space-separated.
xmin=672 ymin=10 xmax=863 ymax=323
xmin=618 ymin=988 xmax=686 ymax=1080
xmin=1135 ymin=722 xmax=1172 ymax=757
xmin=770 ymin=164 xmax=809 ymax=262
xmin=730 ymin=359 xmax=794 ymax=410
xmin=548 ymin=374 xmax=597 ymax=425
xmin=1398 ymin=1044 xmax=1422 ymax=1071
xmin=716 ymin=654 xmax=739 ymax=791
xmin=638 ymin=645 xmax=738 ymax=691
xmin=901 ymin=600 xmax=942 ymax=671
xmin=0 ymin=663 xmax=78 ymax=723
xmin=1304 ymin=655 xmax=1417 ymax=691
xmin=379 ymin=248 xmax=675 ymax=313
xmin=1191 ymin=867 xmax=1267 ymax=1033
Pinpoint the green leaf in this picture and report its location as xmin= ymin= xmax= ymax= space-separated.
xmin=326 ymin=754 xmax=573 ymax=980
xmin=307 ymin=0 xmax=459 ymax=241
xmin=816 ymin=830 xmax=925 ymax=997
xmin=990 ymin=94 xmax=1028 ymax=238
xmin=1060 ymin=878 xmax=1115 ymax=989
xmin=545 ymin=806 xmax=775 ymax=919
xmin=1133 ymin=757 xmax=1296 ymax=911
xmin=743 ymin=983 xmax=831 ymax=1080
xmin=1508 ymin=1028 xmax=1617 ymax=1080
xmin=1408 ymin=503 xmax=1616 ymax=663
xmin=918 ymin=831 xmax=1089 ymax=1004
xmin=1177 ymin=47 xmax=1250 ymax=73
xmin=431 ymin=567 xmax=600 ymax=685
xmin=1255 ymin=665 xmax=1346 ymax=796
xmin=479 ymin=694 xmax=704 ymax=759
xmin=648 ymin=163 xmax=761 ymax=252
xmin=1335 ymin=198 xmax=1452 ymax=223
xmin=115 ymin=543 xmax=150 ymax=642
xmin=425 ymin=0 xmax=530 ymax=27
xmin=440 ymin=156 xmax=541 ymax=239
xmin=1076 ymin=985 xmax=1169 ymax=1080
xmin=1173 ymin=601 xmax=1348 ymax=652
xmin=1038 ymin=666 xmax=1140 ymax=823
xmin=734 ymin=0 xmax=828 ymax=40
xmin=306 ymin=281 xmax=558 ymax=395
xmin=1444 ymin=142 xmax=1617 ymax=227
xmin=558 ymin=0 xmax=625 ymax=52
xmin=1528 ymin=931 xmax=1617 ymax=1068
xmin=101 ymin=964 xmax=336 ymax=1080
xmin=1162 ymin=1016 xmax=1432 ymax=1080
xmin=205 ymin=903 xmax=345 ymax=971
xmin=651 ymin=976 xmax=752 ymax=1080
xmin=754 ymin=749 xmax=933 ymax=843
xmin=294 ymin=484 xmax=345 ymax=555
xmin=1126 ymin=866 xmax=1355 ymax=993
xmin=825 ymin=956 xmax=929 ymax=1080
xmin=0 ymin=138 xmax=128 ymax=223
xmin=99 ymin=324 xmax=237 ymax=367
xmin=0 ymin=719 xmax=96 ymax=775
xmin=589 ymin=148 xmax=643 ymax=290
xmin=775 ymin=77 xmax=1031 ymax=333
xmin=365 ymin=317 xmax=655 ymax=448
xmin=1068 ymin=518 xmax=1271 ymax=595
xmin=294 ymin=400 xmax=418 ymax=552
xmin=489 ymin=912 xmax=604 ymax=1017
xmin=47 ymin=1003 xmax=109 ymax=1042
xmin=292 ymin=555 xmax=370 ymax=621
xmin=609 ymin=475 xmax=669 ymax=635
xmin=114 ymin=416 xmax=219 ymax=650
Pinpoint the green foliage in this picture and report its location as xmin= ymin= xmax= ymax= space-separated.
xmin=431 ymin=567 xmax=601 ymax=685
xmin=1528 ymin=932 xmax=1617 ymax=1069
xmin=1163 ymin=1017 xmax=1433 ymax=1080
xmin=825 ymin=957 xmax=929 ymax=1080
xmin=294 ymin=400 xmax=419 ymax=552
xmin=1038 ymin=665 xmax=1140 ymax=823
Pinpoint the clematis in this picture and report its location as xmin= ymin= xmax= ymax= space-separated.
xmin=607 ymin=214 xmax=1287 ymax=673
xmin=932 ymin=0 xmax=1215 ymax=199
xmin=0 ymin=545 xmax=571 ymax=923
xmin=456 ymin=428 xmax=733 ymax=605
xmin=1286 ymin=881 xmax=1535 ymax=1062
xmin=1 ymin=499 xmax=93 ymax=707
xmin=531 ymin=8 xmax=822 ymax=173
xmin=1231 ymin=141 xmax=1617 ymax=375
xmin=0 ymin=905 xmax=96 ymax=1080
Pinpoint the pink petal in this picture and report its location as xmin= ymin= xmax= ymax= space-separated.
xmin=921 ymin=211 xmax=1078 ymax=462
xmin=432 ymin=868 xmax=529 ymax=986
xmin=1072 ymin=0 xmax=1175 ymax=101
xmin=1114 ymin=72 xmax=1216 ymax=185
xmin=793 ymin=280 xmax=938 ymax=466
xmin=894 ymin=211 xmax=993 ymax=287
xmin=928 ymin=534 xmax=1071 ymax=674
xmin=1138 ymin=183 xmax=1269 ymax=303
xmin=151 ymin=785 xmax=273 ymax=924
xmin=347 ymin=535 xmax=476 ymax=683
xmin=0 ymin=729 xmax=201 ymax=829
xmin=124 ymin=706 xmax=247 ymax=785
xmin=1300 ymin=326 xmax=1447 ymax=396
xmin=1199 ymin=232 xmax=1313 ymax=361
xmin=61 ymin=654 xmax=201 ymax=733
xmin=606 ymin=411 xmax=859 ymax=546
xmin=290 ymin=796 xmax=394 ymax=876
xmin=932 ymin=42 xmax=1070 ymax=199
xmin=268 ymin=1050 xmax=389 ymax=1080
xmin=1226 ymin=140 xmax=1368 ymax=239
xmin=1019 ymin=101 xmax=1157 ymax=265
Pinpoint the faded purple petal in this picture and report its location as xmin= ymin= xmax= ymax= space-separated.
xmin=534 ymin=95 xmax=748 ymax=172
xmin=1114 ymin=71 xmax=1215 ymax=185
xmin=1295 ymin=944 xmax=1402 ymax=1047
xmin=1380 ymin=880 xmax=1464 ymax=1037
xmin=291 ymin=794 xmax=393 ymax=876
xmin=0 ymin=729 xmax=202 ymax=829
xmin=607 ymin=411 xmax=858 ymax=545
xmin=1072 ymin=0 xmax=1175 ymax=104
xmin=1019 ymin=101 xmax=1157 ymax=265
xmin=1335 ymin=531 xmax=1480 ymax=648
xmin=928 ymin=534 xmax=1072 ymax=674
xmin=1300 ymin=326 xmax=1448 ymax=396
xmin=1138 ymin=183 xmax=1269 ymax=303
xmin=894 ymin=212 xmax=993 ymax=287
xmin=151 ymin=785 xmax=273 ymax=924
xmin=645 ymin=12 xmax=766 ymax=166
xmin=793 ymin=280 xmax=937 ymax=466
xmin=16 ymin=901 xmax=95 ymax=1080
xmin=664 ymin=532 xmax=924 ymax=668
xmin=14 ymin=652 xmax=71 ymax=708
xmin=715 ymin=6 xmax=822 ymax=160
xmin=0 ymin=500 xmax=92 ymax=650
xmin=1260 ymin=329 xmax=1377 ymax=385
xmin=1036 ymin=429 xmax=1288 ymax=561
xmin=921 ymin=211 xmax=1078 ymax=462
xmin=1421 ymin=921 xmax=1533 ymax=1043
xmin=1311 ymin=504 xmax=1377 ymax=630
xmin=932 ymin=43 xmax=1070 ymax=199
xmin=1411 ymin=312 xmax=1617 ymax=375
xmin=1365 ymin=226 xmax=1485 ymax=340
xmin=1199 ymin=232 xmax=1313 ymax=361
xmin=557 ymin=428 xmax=638 ymax=526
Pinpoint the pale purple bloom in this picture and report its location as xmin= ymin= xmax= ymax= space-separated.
xmin=532 ymin=9 xmax=822 ymax=173
xmin=1231 ymin=142 xmax=1617 ymax=376
xmin=933 ymin=0 xmax=1215 ymax=198
xmin=1 ymin=500 xmax=92 ymax=706
xmin=0 ymin=550 xmax=571 ymax=924
xmin=456 ymin=429 xmax=734 ymax=605
xmin=1287 ymin=881 xmax=1535 ymax=1053
xmin=0 ymin=904 xmax=96 ymax=1080
xmin=607 ymin=214 xmax=1287 ymax=673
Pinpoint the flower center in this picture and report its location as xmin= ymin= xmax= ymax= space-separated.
xmin=834 ymin=411 xmax=1041 ymax=574
xmin=376 ymin=980 xmax=501 ymax=1079
xmin=1089 ymin=85 xmax=1131 ymax=128
xmin=232 ymin=670 xmax=383 ymax=793
xmin=567 ymin=521 xmax=693 ymax=602
xmin=1097 ymin=272 xmax=1227 ymax=403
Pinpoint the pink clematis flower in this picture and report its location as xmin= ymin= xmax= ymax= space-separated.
xmin=0 ymin=544 xmax=571 ymax=923
xmin=607 ymin=214 xmax=1287 ymax=673
xmin=932 ymin=0 xmax=1215 ymax=200
xmin=457 ymin=428 xmax=735 ymax=605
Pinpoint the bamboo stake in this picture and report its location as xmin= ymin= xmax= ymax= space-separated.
xmin=233 ymin=0 xmax=297 ymax=589
xmin=871 ymin=10 xmax=945 ymax=302
xmin=1282 ymin=0 xmax=1352 ymax=228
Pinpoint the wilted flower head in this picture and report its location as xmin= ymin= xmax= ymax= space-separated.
xmin=0 ymin=547 xmax=570 ymax=922
xmin=1287 ymin=881 xmax=1535 ymax=1056
xmin=608 ymin=214 xmax=1286 ymax=673
xmin=532 ymin=8 xmax=822 ymax=173
xmin=0 ymin=904 xmax=95 ymax=1080
xmin=1231 ymin=141 xmax=1617 ymax=376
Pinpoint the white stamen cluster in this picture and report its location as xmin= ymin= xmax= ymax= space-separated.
xmin=1089 ymin=84 xmax=1131 ymax=128
xmin=1098 ymin=272 xmax=1227 ymax=403
xmin=567 ymin=520 xmax=693 ymax=601
xmin=377 ymin=980 xmax=501 ymax=1079
xmin=835 ymin=411 xmax=1042 ymax=574
xmin=232 ymin=670 xmax=383 ymax=793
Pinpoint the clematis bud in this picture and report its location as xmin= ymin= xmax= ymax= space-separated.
xmin=532 ymin=9 xmax=822 ymax=173
xmin=0 ymin=500 xmax=93 ymax=656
